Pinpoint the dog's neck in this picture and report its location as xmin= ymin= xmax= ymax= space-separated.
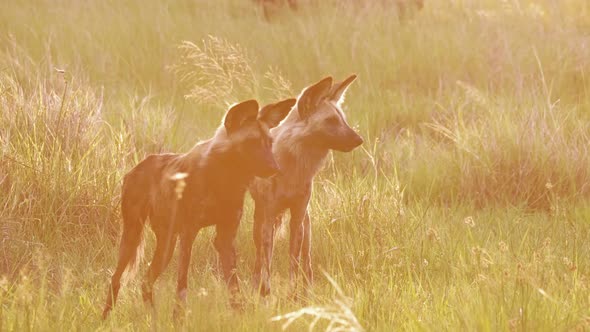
xmin=273 ymin=126 xmax=330 ymax=187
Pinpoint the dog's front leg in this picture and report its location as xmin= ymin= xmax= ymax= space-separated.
xmin=253 ymin=201 xmax=281 ymax=297
xmin=301 ymin=211 xmax=313 ymax=290
xmin=288 ymin=190 xmax=311 ymax=296
xmin=176 ymin=228 xmax=199 ymax=304
xmin=214 ymin=220 xmax=241 ymax=308
xmin=252 ymin=203 xmax=266 ymax=295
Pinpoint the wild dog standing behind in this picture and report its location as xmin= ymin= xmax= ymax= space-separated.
xmin=256 ymin=1 xmax=424 ymax=21
xmin=256 ymin=0 xmax=298 ymax=20
xmin=102 ymin=98 xmax=295 ymax=318
xmin=249 ymin=75 xmax=363 ymax=297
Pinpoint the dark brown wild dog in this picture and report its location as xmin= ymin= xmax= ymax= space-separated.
xmin=249 ymin=75 xmax=363 ymax=297
xmin=102 ymin=98 xmax=295 ymax=318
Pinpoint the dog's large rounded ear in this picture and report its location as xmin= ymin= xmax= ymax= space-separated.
xmin=297 ymin=76 xmax=333 ymax=119
xmin=329 ymin=74 xmax=357 ymax=105
xmin=224 ymin=99 xmax=259 ymax=134
xmin=259 ymin=98 xmax=296 ymax=128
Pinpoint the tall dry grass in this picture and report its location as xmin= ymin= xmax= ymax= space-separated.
xmin=1 ymin=0 xmax=589 ymax=330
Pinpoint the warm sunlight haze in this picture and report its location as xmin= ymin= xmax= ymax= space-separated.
xmin=1 ymin=0 xmax=589 ymax=331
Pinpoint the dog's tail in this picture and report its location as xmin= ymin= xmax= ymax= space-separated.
xmin=102 ymin=185 xmax=147 ymax=319
xmin=119 ymin=225 xmax=145 ymax=285
xmin=118 ymin=197 xmax=146 ymax=285
xmin=103 ymin=223 xmax=145 ymax=319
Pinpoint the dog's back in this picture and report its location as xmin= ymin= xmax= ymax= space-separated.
xmin=121 ymin=154 xmax=178 ymax=219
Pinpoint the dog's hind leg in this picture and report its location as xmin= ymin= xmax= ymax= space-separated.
xmin=141 ymin=226 xmax=177 ymax=306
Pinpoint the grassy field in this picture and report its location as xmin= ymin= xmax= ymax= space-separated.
xmin=1 ymin=0 xmax=590 ymax=330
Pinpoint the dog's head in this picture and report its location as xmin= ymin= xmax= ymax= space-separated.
xmin=223 ymin=98 xmax=295 ymax=177
xmin=295 ymin=75 xmax=363 ymax=152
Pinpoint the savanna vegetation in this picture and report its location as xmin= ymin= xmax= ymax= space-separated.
xmin=1 ymin=0 xmax=589 ymax=330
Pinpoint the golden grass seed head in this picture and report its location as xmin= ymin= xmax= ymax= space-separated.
xmin=464 ymin=216 xmax=476 ymax=228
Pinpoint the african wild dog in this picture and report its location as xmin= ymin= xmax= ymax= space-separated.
xmin=249 ymin=75 xmax=363 ymax=297
xmin=102 ymin=98 xmax=295 ymax=318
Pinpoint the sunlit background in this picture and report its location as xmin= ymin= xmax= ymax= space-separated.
xmin=1 ymin=0 xmax=589 ymax=330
